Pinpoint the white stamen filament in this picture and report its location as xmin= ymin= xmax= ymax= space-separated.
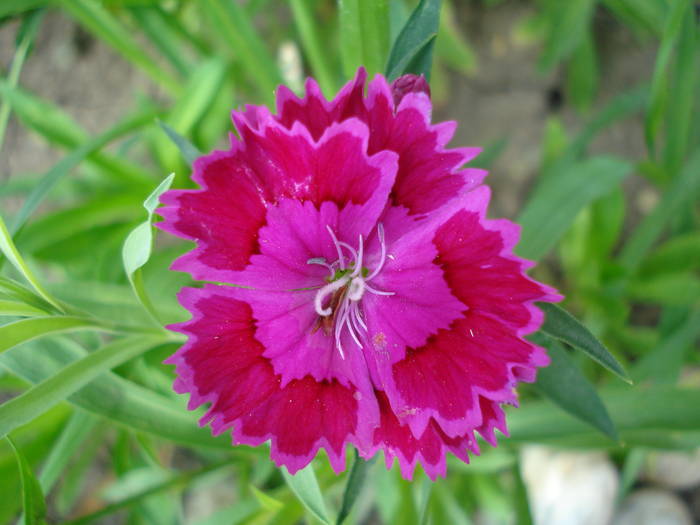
xmin=309 ymin=224 xmax=395 ymax=360
xmin=314 ymin=276 xmax=349 ymax=316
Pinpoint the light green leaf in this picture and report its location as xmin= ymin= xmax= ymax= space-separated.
xmin=0 ymin=299 xmax=48 ymax=317
xmin=435 ymin=0 xmax=476 ymax=75
xmin=518 ymin=156 xmax=632 ymax=260
xmin=282 ymin=464 xmax=331 ymax=525
xmin=60 ymin=0 xmax=180 ymax=94
xmin=122 ymin=173 xmax=175 ymax=324
xmin=0 ymin=336 xmax=162 ymax=438
xmin=538 ymin=302 xmax=630 ymax=382
xmin=566 ymin=29 xmax=597 ymax=111
xmin=39 ymin=411 xmax=97 ymax=493
xmin=627 ymin=274 xmax=700 ymax=306
xmin=385 ymin=0 xmax=442 ymax=81
xmin=534 ymin=334 xmax=618 ymax=440
xmin=201 ymin=0 xmax=281 ymax=105
xmin=0 ymin=316 xmax=109 ymax=355
xmin=6 ymin=436 xmax=47 ymax=525
xmin=290 ymin=0 xmax=338 ymax=96
xmin=0 ymin=339 xmax=231 ymax=449
xmin=0 ymin=214 xmax=63 ymax=312
xmin=0 ymin=0 xmax=47 ymax=17
xmin=639 ymin=232 xmax=700 ymax=277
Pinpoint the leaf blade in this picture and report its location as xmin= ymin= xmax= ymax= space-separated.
xmin=282 ymin=465 xmax=331 ymax=525
xmin=538 ymin=302 xmax=630 ymax=382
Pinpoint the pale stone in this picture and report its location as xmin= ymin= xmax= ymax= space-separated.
xmin=643 ymin=449 xmax=700 ymax=490
xmin=613 ymin=489 xmax=693 ymax=525
xmin=520 ymin=446 xmax=618 ymax=525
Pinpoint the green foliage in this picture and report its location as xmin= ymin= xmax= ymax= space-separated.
xmin=0 ymin=0 xmax=698 ymax=523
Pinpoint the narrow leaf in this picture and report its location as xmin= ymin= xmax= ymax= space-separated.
xmin=518 ymin=156 xmax=632 ymax=260
xmin=6 ymin=436 xmax=48 ymax=525
xmin=0 ymin=214 xmax=63 ymax=312
xmin=0 ymin=336 xmax=162 ymax=437
xmin=619 ymin=149 xmax=700 ymax=270
xmin=534 ymin=335 xmax=618 ymax=440
xmin=159 ymin=121 xmax=201 ymax=167
xmin=385 ymin=0 xmax=442 ymax=81
xmin=0 ymin=338 xmax=231 ymax=450
xmin=282 ymin=465 xmax=331 ymax=525
xmin=0 ymin=316 xmax=107 ymax=355
xmin=538 ymin=302 xmax=630 ymax=382
xmin=337 ymin=452 xmax=374 ymax=525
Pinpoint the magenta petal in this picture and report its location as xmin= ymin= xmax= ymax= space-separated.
xmin=167 ymin=285 xmax=377 ymax=474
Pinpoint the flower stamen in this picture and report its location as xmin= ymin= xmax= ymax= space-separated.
xmin=309 ymin=224 xmax=394 ymax=359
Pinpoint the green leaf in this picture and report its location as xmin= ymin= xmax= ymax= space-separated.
xmin=60 ymin=0 xmax=180 ymax=95
xmin=38 ymin=411 xmax=97 ymax=493
xmin=6 ymin=436 xmax=47 ymax=525
xmin=282 ymin=464 xmax=331 ymax=525
xmin=534 ymin=335 xmax=618 ymax=440
xmin=0 ymin=0 xmax=47 ymax=17
xmin=158 ymin=121 xmax=201 ymax=167
xmin=627 ymin=274 xmax=700 ymax=306
xmin=0 ymin=336 xmax=162 ymax=438
xmin=601 ymin=0 xmax=667 ymax=37
xmin=338 ymin=0 xmax=363 ymax=78
xmin=0 ymin=338 xmax=231 ymax=449
xmin=538 ymin=0 xmax=596 ymax=71
xmin=0 ymin=316 xmax=110 ymax=355
xmin=0 ymin=299 xmax=48 ymax=317
xmin=122 ymin=173 xmax=175 ymax=324
xmin=62 ymin=462 xmax=230 ymax=525
xmin=645 ymin=0 xmax=689 ymax=156
xmin=508 ymin=385 xmax=700 ymax=447
xmin=337 ymin=452 xmax=374 ymax=525
xmin=0 ymin=214 xmax=63 ymax=312
xmin=385 ymin=0 xmax=442 ymax=81
xmin=290 ymin=0 xmax=338 ymax=96
xmin=434 ymin=0 xmax=476 ymax=75
xmin=0 ymin=9 xmax=42 ymax=155
xmin=8 ymin=108 xmax=159 ymax=235
xmin=538 ymin=302 xmax=630 ymax=382
xmin=201 ymin=0 xmax=281 ymax=105
xmin=566 ymin=29 xmax=597 ymax=111
xmin=518 ymin=156 xmax=632 ymax=260
xmin=619 ymin=149 xmax=700 ymax=270
xmin=639 ymin=232 xmax=700 ymax=277
xmin=632 ymin=308 xmax=700 ymax=384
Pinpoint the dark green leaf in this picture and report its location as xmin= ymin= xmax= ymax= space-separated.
xmin=538 ymin=0 xmax=596 ymax=71
xmin=6 ymin=436 xmax=47 ymax=525
xmin=534 ymin=334 xmax=618 ymax=440
xmin=385 ymin=0 xmax=441 ymax=81
xmin=337 ymin=452 xmax=374 ymax=525
xmin=538 ymin=302 xmax=630 ymax=382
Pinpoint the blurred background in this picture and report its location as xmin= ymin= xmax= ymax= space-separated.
xmin=0 ymin=1 xmax=699 ymax=524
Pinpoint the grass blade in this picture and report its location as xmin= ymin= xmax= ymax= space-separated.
xmin=282 ymin=464 xmax=331 ymax=525
xmin=538 ymin=302 xmax=630 ymax=382
xmin=518 ymin=156 xmax=632 ymax=260
xmin=0 ymin=338 xmax=231 ymax=450
xmin=0 ymin=336 xmax=162 ymax=438
xmin=290 ymin=0 xmax=338 ymax=96
xmin=337 ymin=451 xmax=374 ymax=525
xmin=0 ymin=316 xmax=111 ymax=355
xmin=159 ymin=121 xmax=201 ymax=167
xmin=619 ymin=148 xmax=700 ymax=270
xmin=6 ymin=436 xmax=47 ymax=525
xmin=0 ymin=214 xmax=63 ymax=311
xmin=534 ymin=334 xmax=618 ymax=440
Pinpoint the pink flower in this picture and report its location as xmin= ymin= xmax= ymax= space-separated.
xmin=158 ymin=69 xmax=561 ymax=480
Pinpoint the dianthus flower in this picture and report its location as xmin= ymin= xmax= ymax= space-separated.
xmin=158 ymin=69 xmax=561 ymax=480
